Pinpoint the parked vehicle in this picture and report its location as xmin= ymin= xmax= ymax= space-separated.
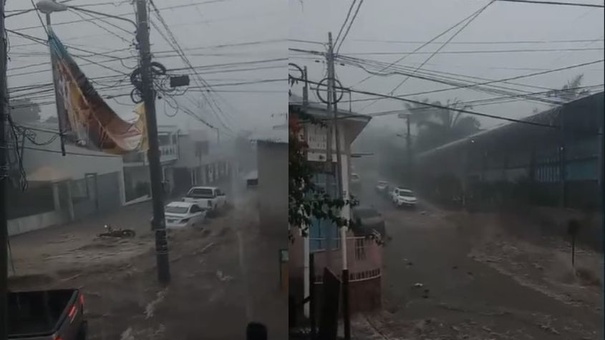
xmin=182 ymin=186 xmax=227 ymax=213
xmin=9 ymin=289 xmax=88 ymax=340
xmin=165 ymin=201 xmax=207 ymax=228
xmin=375 ymin=180 xmax=389 ymax=194
xmin=98 ymin=224 xmax=135 ymax=238
xmin=391 ymin=188 xmax=417 ymax=208
xmin=351 ymin=206 xmax=386 ymax=238
xmin=351 ymin=173 xmax=361 ymax=186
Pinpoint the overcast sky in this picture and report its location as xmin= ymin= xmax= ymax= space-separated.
xmin=5 ymin=0 xmax=603 ymax=141
xmin=6 ymin=0 xmax=287 ymax=139
xmin=289 ymin=0 xmax=604 ymax=133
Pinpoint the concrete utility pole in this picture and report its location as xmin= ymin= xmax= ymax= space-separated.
xmin=406 ymin=115 xmax=413 ymax=185
xmin=0 ymin=0 xmax=8 ymax=336
xmin=135 ymin=0 xmax=170 ymax=284
xmin=327 ymin=31 xmax=350 ymax=340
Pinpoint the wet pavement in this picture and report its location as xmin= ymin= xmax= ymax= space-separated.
xmin=354 ymin=179 xmax=602 ymax=339
xmin=8 ymin=175 xmax=287 ymax=340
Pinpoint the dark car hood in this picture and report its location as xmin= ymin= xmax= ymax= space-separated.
xmin=353 ymin=218 xmax=385 ymax=236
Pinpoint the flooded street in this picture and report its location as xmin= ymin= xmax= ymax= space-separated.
xmin=353 ymin=177 xmax=603 ymax=339
xmin=8 ymin=179 xmax=287 ymax=340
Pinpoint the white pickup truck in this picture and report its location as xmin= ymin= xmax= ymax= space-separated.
xmin=182 ymin=186 xmax=227 ymax=213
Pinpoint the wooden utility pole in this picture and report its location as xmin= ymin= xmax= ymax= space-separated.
xmin=0 ymin=0 xmax=8 ymax=337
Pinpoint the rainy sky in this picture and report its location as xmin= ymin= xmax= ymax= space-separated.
xmin=6 ymin=0 xmax=288 ymax=139
xmin=5 ymin=0 xmax=603 ymax=139
xmin=289 ymin=0 xmax=604 ymax=132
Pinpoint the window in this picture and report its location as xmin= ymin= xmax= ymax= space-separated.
xmin=355 ymin=238 xmax=366 ymax=260
xmin=186 ymin=188 xmax=215 ymax=198
xmin=166 ymin=205 xmax=189 ymax=214
xmin=190 ymin=205 xmax=202 ymax=213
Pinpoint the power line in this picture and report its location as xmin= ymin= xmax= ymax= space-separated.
xmin=390 ymin=1 xmax=494 ymax=95
xmin=336 ymin=0 xmax=364 ymax=53
xmin=351 ymin=2 xmax=498 ymax=89
xmin=337 ymin=55 xmax=563 ymax=105
xmin=352 ymin=38 xmax=605 ymax=45
xmin=148 ymin=1 xmax=233 ymax=132
xmin=341 ymin=47 xmax=605 ymax=55
xmin=371 ymin=58 xmax=603 ymax=100
xmin=495 ymin=0 xmax=605 ymax=8
xmin=23 ymin=145 xmax=122 ymax=157
xmin=293 ymin=77 xmax=579 ymax=129
xmin=359 ymin=0 xmax=494 ymax=112
xmin=10 ymin=0 xmax=230 ymax=33
xmin=335 ymin=0 xmax=357 ymax=45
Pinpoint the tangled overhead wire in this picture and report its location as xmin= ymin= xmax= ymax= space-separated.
xmin=6 ymin=115 xmax=29 ymax=191
xmin=129 ymin=61 xmax=191 ymax=104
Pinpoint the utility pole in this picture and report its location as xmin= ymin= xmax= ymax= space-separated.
xmin=327 ymin=31 xmax=350 ymax=340
xmin=135 ymin=0 xmax=170 ymax=285
xmin=406 ymin=115 xmax=412 ymax=186
xmin=0 ymin=0 xmax=8 ymax=336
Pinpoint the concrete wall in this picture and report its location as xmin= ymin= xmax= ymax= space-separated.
xmin=257 ymin=140 xmax=288 ymax=236
xmin=8 ymin=211 xmax=68 ymax=236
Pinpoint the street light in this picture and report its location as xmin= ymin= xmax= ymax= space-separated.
xmin=36 ymin=0 xmax=137 ymax=28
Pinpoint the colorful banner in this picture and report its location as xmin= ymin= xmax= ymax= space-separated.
xmin=49 ymin=30 xmax=147 ymax=155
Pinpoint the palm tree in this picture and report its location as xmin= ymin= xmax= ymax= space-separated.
xmin=404 ymin=98 xmax=481 ymax=151
xmin=546 ymin=74 xmax=591 ymax=103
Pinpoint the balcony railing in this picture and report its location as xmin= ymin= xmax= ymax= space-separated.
xmin=309 ymin=236 xmax=382 ymax=283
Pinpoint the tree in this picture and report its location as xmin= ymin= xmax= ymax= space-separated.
xmin=546 ymin=74 xmax=591 ymax=103
xmin=10 ymin=98 xmax=41 ymax=123
xmin=404 ymin=98 xmax=481 ymax=152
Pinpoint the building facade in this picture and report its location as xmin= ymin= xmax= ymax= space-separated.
xmin=288 ymin=98 xmax=382 ymax=316
xmin=416 ymin=92 xmax=604 ymax=210
xmin=122 ymin=125 xmax=180 ymax=202
xmin=7 ymin=122 xmax=125 ymax=236
xmin=171 ymin=129 xmax=233 ymax=197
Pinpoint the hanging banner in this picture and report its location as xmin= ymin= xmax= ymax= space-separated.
xmin=49 ymin=30 xmax=147 ymax=155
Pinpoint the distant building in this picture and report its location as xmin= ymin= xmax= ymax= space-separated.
xmin=416 ymin=91 xmax=604 ymax=210
xmin=121 ymin=125 xmax=180 ymax=202
xmin=172 ymin=129 xmax=233 ymax=196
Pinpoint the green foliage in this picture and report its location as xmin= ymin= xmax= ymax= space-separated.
xmin=546 ymin=74 xmax=591 ymax=102
xmin=404 ymin=98 xmax=481 ymax=152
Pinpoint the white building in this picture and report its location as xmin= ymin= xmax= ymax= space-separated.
xmin=7 ymin=122 xmax=125 ymax=236
xmin=171 ymin=129 xmax=233 ymax=195
xmin=121 ymin=125 xmax=180 ymax=202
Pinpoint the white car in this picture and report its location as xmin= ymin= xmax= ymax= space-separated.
xmin=182 ymin=186 xmax=227 ymax=213
xmin=391 ymin=188 xmax=417 ymax=208
xmin=164 ymin=201 xmax=207 ymax=228
xmin=375 ymin=181 xmax=388 ymax=193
